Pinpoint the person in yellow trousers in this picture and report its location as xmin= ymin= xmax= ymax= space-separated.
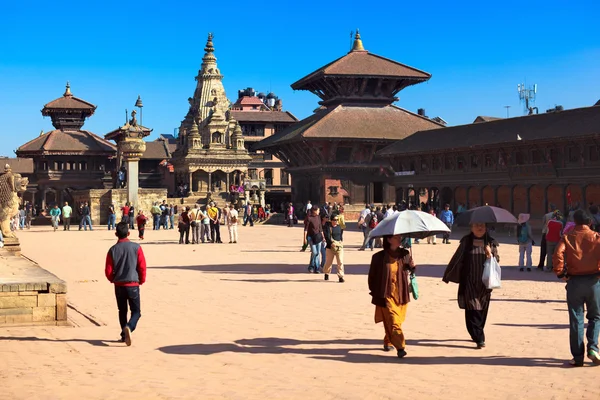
xmin=368 ymin=234 xmax=416 ymax=358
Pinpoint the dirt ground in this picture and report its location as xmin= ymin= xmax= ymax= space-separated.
xmin=0 ymin=223 xmax=597 ymax=400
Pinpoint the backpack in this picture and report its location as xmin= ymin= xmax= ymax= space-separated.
xmin=517 ymin=223 xmax=529 ymax=244
xmin=369 ymin=213 xmax=378 ymax=229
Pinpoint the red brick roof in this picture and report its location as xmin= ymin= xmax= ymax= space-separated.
xmin=473 ymin=116 xmax=502 ymax=123
xmin=0 ymin=157 xmax=34 ymax=174
xmin=236 ymin=97 xmax=266 ymax=106
xmin=292 ymin=50 xmax=430 ymax=89
xmin=254 ymin=105 xmax=444 ymax=149
xmin=378 ymin=105 xmax=600 ymax=156
xmin=16 ymin=130 xmax=116 ymax=156
xmin=142 ymin=140 xmax=172 ymax=159
xmin=231 ymin=110 xmax=298 ymax=123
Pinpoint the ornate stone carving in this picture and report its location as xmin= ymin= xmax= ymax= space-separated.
xmin=0 ymin=164 xmax=28 ymax=239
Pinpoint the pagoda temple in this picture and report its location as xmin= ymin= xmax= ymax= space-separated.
xmin=171 ymin=33 xmax=251 ymax=199
xmin=255 ymin=31 xmax=444 ymax=207
xmin=16 ymin=83 xmax=116 ymax=209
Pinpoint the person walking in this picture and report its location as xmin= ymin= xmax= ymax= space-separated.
xmin=189 ymin=205 xmax=202 ymax=244
xmin=443 ymin=222 xmax=499 ymax=349
xmin=62 ymin=201 xmax=72 ymax=231
xmin=208 ymin=202 xmax=222 ymax=243
xmin=439 ymin=204 xmax=454 ymax=244
xmin=136 ymin=211 xmax=148 ymax=240
xmin=49 ymin=204 xmax=61 ymax=232
xmin=359 ymin=210 xmax=378 ymax=251
xmin=200 ymin=206 xmax=211 ymax=243
xmin=178 ymin=207 xmax=191 ymax=244
xmin=553 ymin=210 xmax=600 ymax=366
xmin=80 ymin=202 xmax=93 ymax=231
xmin=151 ymin=203 xmax=162 ymax=230
xmin=517 ymin=213 xmax=534 ymax=271
xmin=128 ymin=205 xmax=135 ymax=230
xmin=227 ymin=203 xmax=239 ymax=244
xmin=107 ymin=203 xmax=117 ymax=230
xmin=168 ymin=203 xmax=175 ymax=229
xmin=323 ymin=214 xmax=345 ymax=282
xmin=243 ymin=202 xmax=254 ymax=227
xmin=121 ymin=202 xmax=131 ymax=226
xmin=545 ymin=211 xmax=564 ymax=271
xmin=537 ymin=206 xmax=555 ymax=270
xmin=304 ymin=207 xmax=324 ymax=273
xmin=25 ymin=203 xmax=32 ymax=229
xmin=104 ymin=222 xmax=147 ymax=346
xmin=18 ymin=207 xmax=25 ymax=230
xmin=368 ymin=234 xmax=416 ymax=358
xmin=287 ymin=202 xmax=295 ymax=227
xmin=426 ymin=208 xmax=437 ymax=245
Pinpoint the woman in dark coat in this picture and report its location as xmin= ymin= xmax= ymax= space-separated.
xmin=368 ymin=234 xmax=416 ymax=358
xmin=178 ymin=207 xmax=191 ymax=244
xmin=443 ymin=223 xmax=499 ymax=349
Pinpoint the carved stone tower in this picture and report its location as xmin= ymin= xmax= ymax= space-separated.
xmin=171 ymin=33 xmax=251 ymax=199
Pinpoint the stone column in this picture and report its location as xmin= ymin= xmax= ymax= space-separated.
xmin=226 ymin=173 xmax=230 ymax=192
xmin=259 ymin=190 xmax=265 ymax=208
xmin=126 ymin=159 xmax=139 ymax=209
xmin=118 ymin=130 xmax=148 ymax=211
xmin=188 ymin=172 xmax=193 ymax=195
xmin=208 ymin=172 xmax=212 ymax=193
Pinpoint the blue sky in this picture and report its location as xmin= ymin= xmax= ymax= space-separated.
xmin=1 ymin=0 xmax=598 ymax=155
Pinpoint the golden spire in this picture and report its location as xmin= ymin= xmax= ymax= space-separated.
xmin=204 ymin=33 xmax=215 ymax=54
xmin=350 ymin=29 xmax=366 ymax=52
xmin=64 ymin=81 xmax=72 ymax=97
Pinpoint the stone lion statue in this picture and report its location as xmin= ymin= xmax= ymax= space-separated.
xmin=0 ymin=164 xmax=28 ymax=238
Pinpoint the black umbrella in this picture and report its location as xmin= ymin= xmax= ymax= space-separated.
xmin=455 ymin=206 xmax=518 ymax=226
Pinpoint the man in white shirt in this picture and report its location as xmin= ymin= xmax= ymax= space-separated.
xmin=305 ymin=201 xmax=313 ymax=213
xmin=227 ymin=203 xmax=239 ymax=243
xmin=384 ymin=205 xmax=399 ymax=219
xmin=62 ymin=202 xmax=73 ymax=231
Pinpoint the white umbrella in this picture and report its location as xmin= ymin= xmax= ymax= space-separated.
xmin=368 ymin=210 xmax=451 ymax=240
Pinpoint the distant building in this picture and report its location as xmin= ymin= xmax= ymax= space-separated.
xmin=231 ymin=88 xmax=298 ymax=209
xmin=15 ymin=83 xmax=116 ymax=209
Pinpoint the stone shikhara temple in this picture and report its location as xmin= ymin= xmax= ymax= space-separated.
xmin=171 ymin=33 xmax=252 ymax=201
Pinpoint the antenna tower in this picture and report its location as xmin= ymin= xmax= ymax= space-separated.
xmin=517 ymin=83 xmax=537 ymax=114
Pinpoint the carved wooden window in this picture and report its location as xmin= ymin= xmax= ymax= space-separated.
xmin=444 ymin=156 xmax=453 ymax=170
xmin=457 ymin=156 xmax=465 ymax=170
xmin=264 ymin=169 xmax=274 ymax=186
xmin=550 ymin=148 xmax=562 ymax=167
xmin=589 ymin=145 xmax=599 ymax=162
xmin=280 ymin=170 xmax=290 ymax=186
xmin=568 ymin=146 xmax=579 ymax=163
xmin=515 ymin=151 xmax=526 ymax=165
xmin=470 ymin=155 xmax=479 ymax=168
xmin=335 ymin=147 xmax=353 ymax=163
xmin=484 ymin=154 xmax=493 ymax=167
xmin=432 ymin=157 xmax=440 ymax=171
xmin=420 ymin=158 xmax=429 ymax=171
xmin=531 ymin=149 xmax=542 ymax=164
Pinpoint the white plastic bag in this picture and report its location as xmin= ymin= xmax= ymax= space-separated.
xmin=482 ymin=257 xmax=501 ymax=289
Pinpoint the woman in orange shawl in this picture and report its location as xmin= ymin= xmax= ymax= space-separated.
xmin=368 ymin=234 xmax=416 ymax=358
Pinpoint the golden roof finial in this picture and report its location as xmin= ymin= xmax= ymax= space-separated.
xmin=350 ymin=29 xmax=366 ymax=52
xmin=204 ymin=33 xmax=215 ymax=54
xmin=64 ymin=81 xmax=72 ymax=97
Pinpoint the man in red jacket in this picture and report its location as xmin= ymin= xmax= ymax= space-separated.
xmin=105 ymin=221 xmax=147 ymax=346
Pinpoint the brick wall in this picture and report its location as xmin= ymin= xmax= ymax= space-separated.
xmin=0 ymin=290 xmax=67 ymax=325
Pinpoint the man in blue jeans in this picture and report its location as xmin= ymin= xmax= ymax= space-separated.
xmin=105 ymin=222 xmax=147 ymax=346
xmin=439 ymin=204 xmax=454 ymax=244
xmin=80 ymin=201 xmax=93 ymax=231
xmin=554 ymin=210 xmax=600 ymax=366
xmin=304 ymin=207 xmax=323 ymax=273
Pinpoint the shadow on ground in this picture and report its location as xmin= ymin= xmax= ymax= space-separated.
xmin=0 ymin=336 xmax=122 ymax=347
xmin=151 ymin=264 xmax=371 ymax=275
xmin=157 ymin=336 xmax=568 ymax=367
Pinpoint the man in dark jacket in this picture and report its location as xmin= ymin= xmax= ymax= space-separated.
xmin=105 ymin=222 xmax=147 ymax=346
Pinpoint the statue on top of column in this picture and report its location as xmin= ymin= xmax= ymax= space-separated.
xmin=0 ymin=164 xmax=28 ymax=239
